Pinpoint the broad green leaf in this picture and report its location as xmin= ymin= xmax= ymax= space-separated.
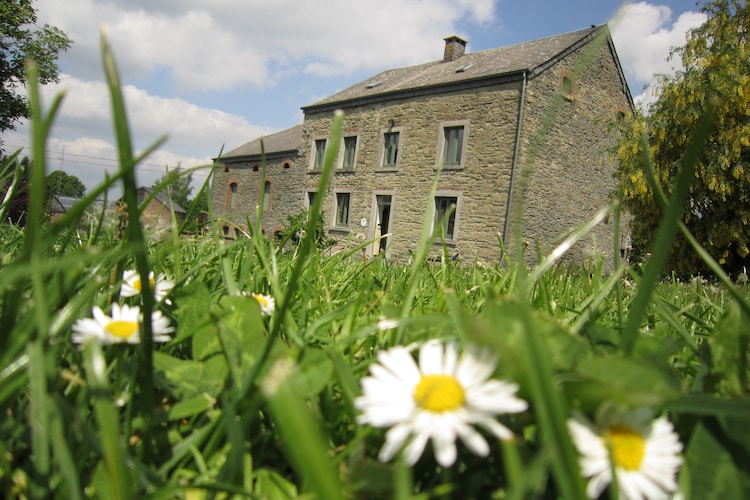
xmin=685 ymin=420 xmax=746 ymax=498
xmin=708 ymin=301 xmax=749 ymax=396
xmin=254 ymin=468 xmax=299 ymax=500
xmin=166 ymin=393 xmax=217 ymax=421
xmin=565 ymin=356 xmax=682 ymax=410
xmin=153 ymin=352 xmax=226 ymax=399
xmin=289 ymin=348 xmax=333 ymax=398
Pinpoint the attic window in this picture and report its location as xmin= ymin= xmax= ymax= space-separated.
xmin=560 ymin=69 xmax=575 ymax=100
xmin=366 ymin=80 xmax=383 ymax=89
xmin=283 ymin=161 xmax=292 ymax=169
xmin=223 ymin=165 xmax=229 ymax=173
xmin=252 ymin=165 xmax=260 ymax=172
xmin=455 ymin=63 xmax=473 ymax=73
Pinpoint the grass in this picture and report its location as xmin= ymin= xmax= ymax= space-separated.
xmin=1 ymin=33 xmax=749 ymax=499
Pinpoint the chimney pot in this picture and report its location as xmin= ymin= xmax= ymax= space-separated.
xmin=443 ymin=35 xmax=467 ymax=62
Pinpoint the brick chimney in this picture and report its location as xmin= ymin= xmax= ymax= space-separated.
xmin=443 ymin=35 xmax=467 ymax=62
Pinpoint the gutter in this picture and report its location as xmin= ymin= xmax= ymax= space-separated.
xmin=502 ymin=70 xmax=527 ymax=252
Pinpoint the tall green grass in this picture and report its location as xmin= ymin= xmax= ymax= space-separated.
xmin=1 ymin=32 xmax=749 ymax=499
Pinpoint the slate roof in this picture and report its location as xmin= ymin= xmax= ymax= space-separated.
xmin=221 ymin=124 xmax=303 ymax=160
xmin=139 ymin=187 xmax=187 ymax=214
xmin=305 ymin=25 xmax=608 ymax=110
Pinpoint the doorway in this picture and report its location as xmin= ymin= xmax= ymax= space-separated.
xmin=371 ymin=194 xmax=392 ymax=256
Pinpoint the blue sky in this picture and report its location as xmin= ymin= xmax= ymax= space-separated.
xmin=1 ymin=0 xmax=707 ymax=193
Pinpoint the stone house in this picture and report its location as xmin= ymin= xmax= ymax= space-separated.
xmin=212 ymin=24 xmax=633 ymax=265
xmin=136 ymin=186 xmax=186 ymax=235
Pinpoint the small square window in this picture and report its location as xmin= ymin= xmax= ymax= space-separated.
xmin=312 ymin=138 xmax=327 ymax=170
xmin=434 ymin=196 xmax=458 ymax=240
xmin=342 ymin=136 xmax=358 ymax=169
xmin=382 ymin=131 xmax=400 ymax=168
xmin=335 ymin=192 xmax=351 ymax=227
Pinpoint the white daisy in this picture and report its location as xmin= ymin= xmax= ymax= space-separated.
xmin=250 ymin=293 xmax=275 ymax=316
xmin=72 ymin=303 xmax=174 ymax=345
xmin=355 ymin=340 xmax=528 ymax=467
xmin=567 ymin=407 xmax=683 ymax=500
xmin=120 ymin=269 xmax=174 ymax=303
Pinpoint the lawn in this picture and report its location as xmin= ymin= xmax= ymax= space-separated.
xmin=1 ymin=37 xmax=748 ymax=499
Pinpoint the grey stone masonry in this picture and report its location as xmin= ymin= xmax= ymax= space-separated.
xmin=213 ymin=25 xmax=633 ymax=268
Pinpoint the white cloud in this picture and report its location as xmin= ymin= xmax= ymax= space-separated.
xmin=610 ymin=2 xmax=706 ymax=109
xmin=36 ymin=0 xmax=495 ymax=91
xmin=3 ymin=74 xmax=272 ymax=191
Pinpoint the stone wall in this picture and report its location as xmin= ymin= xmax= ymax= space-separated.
xmin=211 ymin=153 xmax=304 ymax=238
xmin=213 ymin=33 xmax=632 ymax=268
xmin=517 ymin=38 xmax=632 ymax=267
xmin=301 ymin=80 xmax=523 ymax=263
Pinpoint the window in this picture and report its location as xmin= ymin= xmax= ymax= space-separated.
xmin=334 ymin=192 xmax=351 ymax=227
xmin=305 ymin=191 xmax=317 ymax=210
xmin=434 ymin=196 xmax=458 ymax=240
xmin=437 ymin=120 xmax=469 ymax=169
xmin=229 ymin=182 xmax=238 ymax=209
xmin=381 ymin=131 xmax=400 ymax=168
xmin=262 ymin=181 xmax=271 ymax=210
xmin=342 ymin=136 xmax=358 ymax=169
xmin=442 ymin=126 xmax=464 ymax=166
xmin=560 ymin=69 xmax=575 ymax=100
xmin=312 ymin=138 xmax=327 ymax=170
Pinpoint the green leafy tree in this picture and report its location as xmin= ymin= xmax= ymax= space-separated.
xmin=0 ymin=0 xmax=71 ymax=134
xmin=616 ymin=0 xmax=750 ymax=276
xmin=152 ymin=166 xmax=193 ymax=209
xmin=45 ymin=169 xmax=85 ymax=197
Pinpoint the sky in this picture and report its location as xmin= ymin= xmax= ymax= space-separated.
xmin=1 ymin=0 xmax=707 ymax=196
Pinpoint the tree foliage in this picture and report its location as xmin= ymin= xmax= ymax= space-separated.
xmin=616 ymin=0 xmax=750 ymax=276
xmin=45 ymin=169 xmax=85 ymax=197
xmin=0 ymin=0 xmax=71 ymax=134
xmin=151 ymin=166 xmax=193 ymax=210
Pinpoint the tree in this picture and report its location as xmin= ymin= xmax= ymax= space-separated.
xmin=0 ymin=0 xmax=71 ymax=134
xmin=1 ymin=154 xmax=30 ymax=225
xmin=151 ymin=166 xmax=193 ymax=209
xmin=46 ymin=169 xmax=85 ymax=197
xmin=616 ymin=0 xmax=750 ymax=276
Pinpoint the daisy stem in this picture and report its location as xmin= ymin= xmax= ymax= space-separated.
xmin=393 ymin=452 xmax=413 ymax=500
xmin=501 ymin=438 xmax=523 ymax=492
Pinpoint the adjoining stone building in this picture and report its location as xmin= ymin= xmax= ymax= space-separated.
xmin=212 ymin=24 xmax=633 ymax=265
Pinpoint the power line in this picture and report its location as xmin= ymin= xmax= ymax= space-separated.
xmin=3 ymin=143 xmax=209 ymax=169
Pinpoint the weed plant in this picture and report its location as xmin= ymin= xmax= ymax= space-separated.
xmin=1 ymin=34 xmax=749 ymax=499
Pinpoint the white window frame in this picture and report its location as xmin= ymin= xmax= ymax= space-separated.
xmin=436 ymin=119 xmax=469 ymax=170
xmin=339 ymin=134 xmax=360 ymax=170
xmin=310 ymin=137 xmax=328 ymax=170
xmin=431 ymin=191 xmax=462 ymax=243
xmin=378 ymin=127 xmax=402 ymax=170
xmin=332 ymin=189 xmax=352 ymax=230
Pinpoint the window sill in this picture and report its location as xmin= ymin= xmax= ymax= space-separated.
xmin=330 ymin=226 xmax=351 ymax=233
xmin=435 ymin=165 xmax=464 ymax=171
xmin=432 ymin=239 xmax=457 ymax=246
xmin=375 ymin=167 xmax=399 ymax=173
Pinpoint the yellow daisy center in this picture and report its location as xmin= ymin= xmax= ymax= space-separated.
xmin=105 ymin=320 xmax=140 ymax=340
xmin=133 ymin=277 xmax=155 ymax=292
xmin=254 ymin=294 xmax=269 ymax=308
xmin=413 ymin=374 xmax=465 ymax=412
xmin=607 ymin=424 xmax=646 ymax=471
